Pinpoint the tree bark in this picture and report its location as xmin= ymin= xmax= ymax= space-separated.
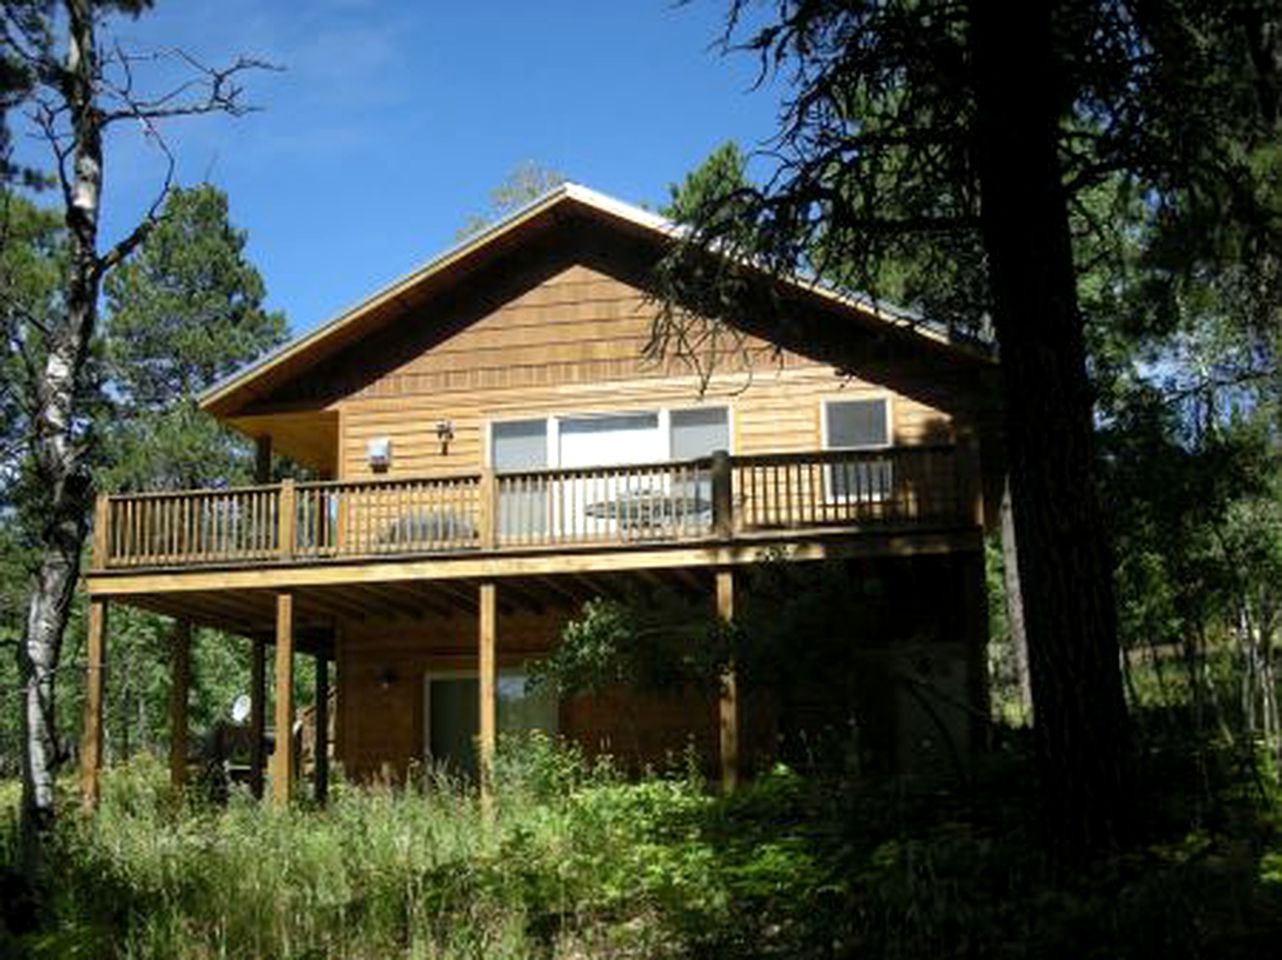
xmin=19 ymin=0 xmax=104 ymax=873
xmin=999 ymin=477 xmax=1033 ymax=721
xmin=971 ymin=0 xmax=1132 ymax=859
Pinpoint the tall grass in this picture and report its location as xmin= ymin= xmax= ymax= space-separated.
xmin=3 ymin=729 xmax=1282 ymax=959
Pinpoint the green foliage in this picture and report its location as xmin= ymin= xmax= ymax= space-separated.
xmin=663 ymin=141 xmax=747 ymax=222
xmin=2 ymin=730 xmax=1280 ymax=959
xmin=101 ymin=183 xmax=288 ymax=491
xmin=456 ymin=161 xmax=565 ymax=241
xmin=529 ymin=592 xmax=729 ymax=700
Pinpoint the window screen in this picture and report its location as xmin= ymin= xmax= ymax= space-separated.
xmin=492 ymin=419 xmax=547 ymax=471
xmin=824 ymin=399 xmax=892 ymax=501
xmin=824 ymin=398 xmax=889 ymax=449
xmin=670 ymin=407 xmax=729 ymax=459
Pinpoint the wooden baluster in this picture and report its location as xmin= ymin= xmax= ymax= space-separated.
xmin=157 ymin=498 xmax=166 ymax=563
xmin=123 ymin=499 xmax=132 ymax=565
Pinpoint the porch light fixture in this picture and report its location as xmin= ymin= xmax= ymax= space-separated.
xmin=377 ymin=666 xmax=398 ymax=690
xmin=435 ymin=419 xmax=454 ymax=454
xmin=366 ymin=436 xmax=392 ymax=472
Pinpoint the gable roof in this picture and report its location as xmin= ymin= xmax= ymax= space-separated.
xmin=200 ymin=183 xmax=991 ymax=419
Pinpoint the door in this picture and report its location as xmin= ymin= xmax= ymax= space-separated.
xmin=422 ymin=670 xmax=558 ymax=781
xmin=557 ymin=412 xmax=664 ymax=538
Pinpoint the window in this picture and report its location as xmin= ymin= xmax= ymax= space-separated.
xmin=423 ymin=670 xmax=557 ymax=780
xmin=670 ymin=407 xmax=729 ymax=460
xmin=492 ymin=419 xmax=549 ymax=537
xmin=822 ymin=398 xmax=893 ymax=501
xmin=490 ymin=406 xmax=730 ymax=538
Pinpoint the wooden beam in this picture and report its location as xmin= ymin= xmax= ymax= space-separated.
xmin=716 ymin=570 xmax=739 ymax=793
xmin=255 ymin=434 xmax=272 ymax=484
xmin=379 ymin=582 xmax=455 ymax=619
xmin=297 ymin=588 xmax=364 ymax=623
xmin=87 ymin=529 xmax=984 ymax=597
xmin=478 ymin=581 xmax=497 ymax=812
xmin=535 ymin=575 xmax=584 ymax=608
xmin=494 ymin=579 xmax=544 ymax=615
xmin=345 ymin=583 xmax=430 ymax=620
xmin=80 ymin=599 xmax=108 ymax=814
xmin=272 ymin=592 xmax=295 ymax=805
xmin=314 ymin=654 xmax=330 ymax=806
xmin=249 ymin=636 xmax=267 ymax=799
xmin=169 ymin=620 xmax=191 ymax=790
xmin=428 ymin=579 xmax=480 ymax=614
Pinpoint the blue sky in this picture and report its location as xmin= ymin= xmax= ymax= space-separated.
xmin=17 ymin=0 xmax=785 ymax=336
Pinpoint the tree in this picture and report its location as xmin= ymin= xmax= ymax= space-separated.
xmin=659 ymin=0 xmax=1282 ymax=860
xmin=456 ymin=161 xmax=565 ymax=240
xmin=95 ymin=182 xmax=287 ymax=763
xmin=102 ymin=183 xmax=287 ymax=491
xmin=662 ymin=141 xmax=749 ymax=225
xmin=6 ymin=0 xmax=268 ymax=873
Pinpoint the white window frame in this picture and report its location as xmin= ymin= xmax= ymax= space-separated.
xmin=820 ymin=395 xmax=894 ymax=503
xmin=486 ymin=404 xmax=733 ymax=470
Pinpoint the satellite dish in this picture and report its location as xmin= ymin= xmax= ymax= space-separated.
xmin=230 ymin=694 xmax=251 ymax=725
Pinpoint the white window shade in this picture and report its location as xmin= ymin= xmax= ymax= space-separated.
xmin=671 ymin=407 xmax=729 ymax=459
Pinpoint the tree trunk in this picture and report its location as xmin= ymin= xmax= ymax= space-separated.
xmin=971 ymin=0 xmax=1132 ymax=860
xmin=19 ymin=0 xmax=104 ymax=875
xmin=999 ymin=476 xmax=1032 ymax=722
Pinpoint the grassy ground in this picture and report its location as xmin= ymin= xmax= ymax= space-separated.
xmin=2 ymin=729 xmax=1281 ymax=959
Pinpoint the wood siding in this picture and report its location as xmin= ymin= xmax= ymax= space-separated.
xmin=326 ymin=257 xmax=959 ymax=482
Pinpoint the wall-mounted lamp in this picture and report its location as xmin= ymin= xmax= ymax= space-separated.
xmin=366 ymin=436 xmax=392 ymax=473
xmin=377 ymin=666 xmax=399 ymax=690
xmin=435 ymin=419 xmax=454 ymax=454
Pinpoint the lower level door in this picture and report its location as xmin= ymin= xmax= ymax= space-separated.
xmin=422 ymin=671 xmax=558 ymax=781
xmin=424 ymin=676 xmax=479 ymax=781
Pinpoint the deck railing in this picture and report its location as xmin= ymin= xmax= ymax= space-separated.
xmin=92 ymin=445 xmax=972 ymax=570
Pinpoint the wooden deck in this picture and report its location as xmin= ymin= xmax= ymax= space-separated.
xmin=91 ymin=445 xmax=973 ymax=574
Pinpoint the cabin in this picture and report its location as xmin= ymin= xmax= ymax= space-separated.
xmin=79 ymin=184 xmax=1000 ymax=808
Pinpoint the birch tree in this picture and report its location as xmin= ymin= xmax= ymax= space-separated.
xmin=4 ymin=0 xmax=269 ymax=872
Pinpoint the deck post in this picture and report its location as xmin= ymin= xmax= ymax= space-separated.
xmin=955 ymin=426 xmax=986 ymax=528
xmin=91 ymin=491 xmax=110 ymax=570
xmin=80 ymin=598 xmax=108 ymax=814
xmin=249 ymin=635 xmax=267 ymax=799
xmin=255 ymin=435 xmax=272 ymax=484
xmin=716 ymin=569 xmax=739 ymax=792
xmin=278 ymin=478 xmax=296 ymax=560
xmin=711 ymin=450 xmax=733 ymax=538
xmin=478 ymin=581 xmax=497 ymax=811
xmin=272 ymin=591 xmax=295 ymax=805
xmin=169 ymin=619 xmax=191 ymax=790
xmin=477 ymin=468 xmax=496 ymax=550
xmin=314 ymin=653 xmax=330 ymax=805
xmin=333 ymin=626 xmax=344 ymax=766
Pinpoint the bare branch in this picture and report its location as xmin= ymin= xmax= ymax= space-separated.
xmin=100 ymin=50 xmax=280 ymax=126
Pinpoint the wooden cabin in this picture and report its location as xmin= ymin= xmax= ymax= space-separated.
xmin=80 ymin=184 xmax=1000 ymax=807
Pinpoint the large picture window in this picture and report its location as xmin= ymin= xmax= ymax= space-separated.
xmin=490 ymin=406 xmax=729 ymax=539
xmin=822 ymin=397 xmax=893 ymax=501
